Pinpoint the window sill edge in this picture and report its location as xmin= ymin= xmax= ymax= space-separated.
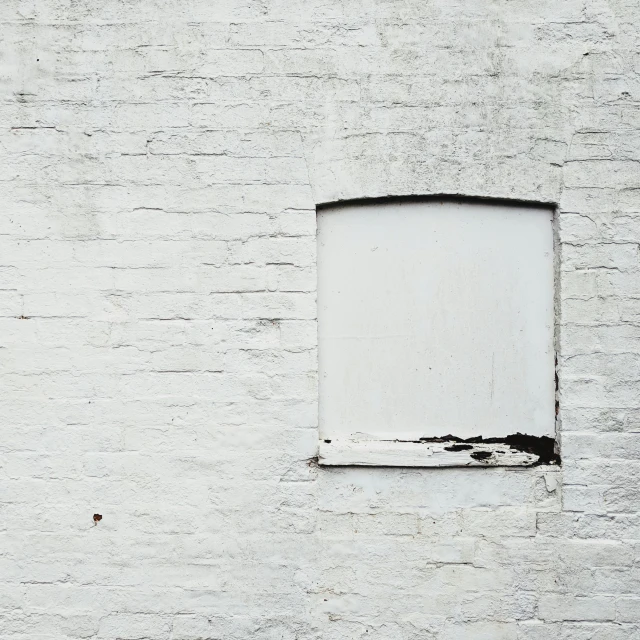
xmin=318 ymin=439 xmax=557 ymax=468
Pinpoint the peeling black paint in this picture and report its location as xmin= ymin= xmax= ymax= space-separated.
xmin=320 ymin=433 xmax=560 ymax=466
xmin=498 ymin=433 xmax=560 ymax=466
xmin=444 ymin=444 xmax=474 ymax=452
xmin=418 ymin=433 xmax=560 ymax=466
xmin=470 ymin=451 xmax=493 ymax=460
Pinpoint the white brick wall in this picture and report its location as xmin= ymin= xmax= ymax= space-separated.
xmin=0 ymin=1 xmax=638 ymax=638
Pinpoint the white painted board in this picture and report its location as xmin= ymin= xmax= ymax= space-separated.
xmin=317 ymin=199 xmax=555 ymax=443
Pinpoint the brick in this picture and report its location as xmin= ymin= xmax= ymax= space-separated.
xmin=1 ymin=2 xmax=639 ymax=638
xmin=617 ymin=598 xmax=640 ymax=623
xmin=539 ymin=595 xmax=616 ymax=622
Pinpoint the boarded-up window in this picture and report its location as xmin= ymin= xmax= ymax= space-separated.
xmin=317 ymin=199 xmax=556 ymax=466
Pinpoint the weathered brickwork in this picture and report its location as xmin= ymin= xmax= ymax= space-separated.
xmin=0 ymin=0 xmax=639 ymax=638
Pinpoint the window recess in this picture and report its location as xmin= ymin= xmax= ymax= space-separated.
xmin=317 ymin=198 xmax=558 ymax=467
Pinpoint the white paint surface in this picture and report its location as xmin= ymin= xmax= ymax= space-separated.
xmin=2 ymin=1 xmax=639 ymax=637
xmin=318 ymin=439 xmax=540 ymax=466
xmin=318 ymin=200 xmax=555 ymax=445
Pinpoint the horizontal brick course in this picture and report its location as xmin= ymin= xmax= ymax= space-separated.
xmin=1 ymin=1 xmax=639 ymax=638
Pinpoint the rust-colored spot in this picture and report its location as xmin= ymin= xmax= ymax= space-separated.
xmin=93 ymin=513 xmax=103 ymax=523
